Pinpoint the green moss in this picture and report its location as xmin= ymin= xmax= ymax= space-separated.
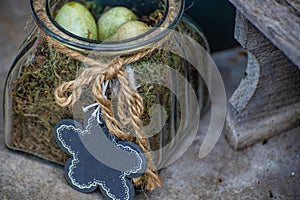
xmin=10 ymin=8 xmax=208 ymax=164
xmin=11 ymin=40 xmax=81 ymax=163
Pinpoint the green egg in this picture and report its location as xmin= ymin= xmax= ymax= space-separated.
xmin=55 ymin=2 xmax=98 ymax=40
xmin=110 ymin=21 xmax=151 ymax=41
xmin=97 ymin=6 xmax=138 ymax=40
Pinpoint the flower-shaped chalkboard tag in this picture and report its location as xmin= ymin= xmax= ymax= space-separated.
xmin=54 ymin=108 xmax=147 ymax=200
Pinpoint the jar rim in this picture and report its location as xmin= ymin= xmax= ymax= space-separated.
xmin=30 ymin=0 xmax=185 ymax=53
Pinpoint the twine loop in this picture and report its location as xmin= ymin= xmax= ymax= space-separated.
xmin=32 ymin=0 xmax=183 ymax=191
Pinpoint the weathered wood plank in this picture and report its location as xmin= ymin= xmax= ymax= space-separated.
xmin=225 ymin=11 xmax=300 ymax=150
xmin=228 ymin=0 xmax=300 ymax=69
xmin=284 ymin=0 xmax=300 ymax=15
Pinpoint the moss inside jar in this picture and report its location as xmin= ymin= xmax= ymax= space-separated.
xmin=5 ymin=0 xmax=210 ymax=166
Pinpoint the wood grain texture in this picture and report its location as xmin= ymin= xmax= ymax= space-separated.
xmin=228 ymin=0 xmax=300 ymax=69
xmin=226 ymin=11 xmax=300 ymax=150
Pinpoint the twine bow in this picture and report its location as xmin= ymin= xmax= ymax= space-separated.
xmin=32 ymin=0 xmax=182 ymax=191
xmin=49 ymin=37 xmax=163 ymax=190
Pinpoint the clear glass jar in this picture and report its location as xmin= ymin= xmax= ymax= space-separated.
xmin=4 ymin=0 xmax=210 ymax=168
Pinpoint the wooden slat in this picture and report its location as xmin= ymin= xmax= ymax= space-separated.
xmin=226 ymin=12 xmax=300 ymax=149
xmin=229 ymin=0 xmax=300 ymax=69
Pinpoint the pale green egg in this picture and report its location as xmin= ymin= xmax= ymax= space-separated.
xmin=55 ymin=2 xmax=98 ymax=40
xmin=97 ymin=6 xmax=138 ymax=40
xmin=110 ymin=20 xmax=151 ymax=41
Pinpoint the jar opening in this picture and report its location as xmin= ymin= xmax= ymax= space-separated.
xmin=31 ymin=0 xmax=185 ymax=52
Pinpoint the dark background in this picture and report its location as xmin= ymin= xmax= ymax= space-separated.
xmin=184 ymin=0 xmax=238 ymax=52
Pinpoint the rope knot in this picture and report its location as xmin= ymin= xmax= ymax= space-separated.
xmin=104 ymin=58 xmax=124 ymax=80
xmin=53 ymin=51 xmax=162 ymax=190
xmin=32 ymin=0 xmax=181 ymax=191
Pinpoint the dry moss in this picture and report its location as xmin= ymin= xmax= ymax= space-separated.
xmin=11 ymin=40 xmax=82 ymax=163
xmin=9 ymin=11 xmax=208 ymax=164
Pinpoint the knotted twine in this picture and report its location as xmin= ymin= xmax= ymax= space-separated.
xmin=32 ymin=0 xmax=181 ymax=191
xmin=52 ymin=39 xmax=163 ymax=190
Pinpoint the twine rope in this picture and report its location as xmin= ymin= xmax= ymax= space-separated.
xmin=32 ymin=0 xmax=181 ymax=191
xmin=51 ymin=39 xmax=163 ymax=190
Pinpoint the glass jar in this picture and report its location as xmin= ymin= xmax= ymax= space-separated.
xmin=4 ymin=0 xmax=210 ymax=169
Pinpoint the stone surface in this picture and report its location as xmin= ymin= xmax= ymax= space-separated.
xmin=228 ymin=0 xmax=300 ymax=69
xmin=0 ymin=1 xmax=299 ymax=199
xmin=226 ymin=11 xmax=300 ymax=150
